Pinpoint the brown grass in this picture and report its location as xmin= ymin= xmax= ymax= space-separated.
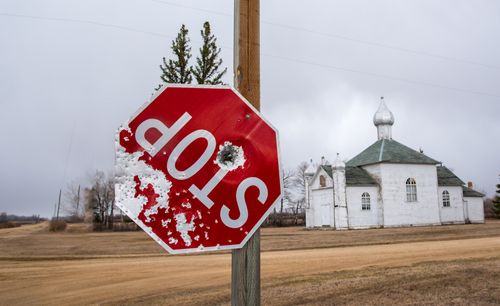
xmin=258 ymin=257 xmax=500 ymax=306
xmin=0 ymin=220 xmax=499 ymax=305
xmin=1 ymin=220 xmax=500 ymax=259
xmin=0 ymin=221 xmax=21 ymax=229
xmin=48 ymin=220 xmax=67 ymax=232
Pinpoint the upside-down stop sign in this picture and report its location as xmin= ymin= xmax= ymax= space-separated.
xmin=115 ymin=85 xmax=282 ymax=254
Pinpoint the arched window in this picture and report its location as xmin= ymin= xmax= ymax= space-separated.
xmin=319 ymin=175 xmax=326 ymax=187
xmin=406 ymin=178 xmax=417 ymax=202
xmin=442 ymin=190 xmax=450 ymax=207
xmin=361 ymin=192 xmax=371 ymax=210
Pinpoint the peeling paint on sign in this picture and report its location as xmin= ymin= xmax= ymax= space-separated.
xmin=115 ymin=131 xmax=212 ymax=252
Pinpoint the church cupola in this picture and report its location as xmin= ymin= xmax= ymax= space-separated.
xmin=373 ymin=97 xmax=394 ymax=140
xmin=332 ymin=153 xmax=345 ymax=171
xmin=332 ymin=153 xmax=348 ymax=230
xmin=304 ymin=159 xmax=316 ymax=179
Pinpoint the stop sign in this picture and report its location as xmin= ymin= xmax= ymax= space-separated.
xmin=115 ymin=85 xmax=282 ymax=254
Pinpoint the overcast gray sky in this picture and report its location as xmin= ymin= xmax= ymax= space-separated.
xmin=1 ymin=0 xmax=499 ymax=217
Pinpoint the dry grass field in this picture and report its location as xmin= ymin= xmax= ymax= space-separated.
xmin=1 ymin=220 xmax=500 ymax=305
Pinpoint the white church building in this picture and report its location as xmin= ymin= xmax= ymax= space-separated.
xmin=305 ymin=98 xmax=485 ymax=229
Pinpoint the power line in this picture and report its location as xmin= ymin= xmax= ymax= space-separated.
xmin=263 ymin=52 xmax=500 ymax=98
xmin=151 ymin=0 xmax=231 ymax=17
xmin=262 ymin=21 xmax=500 ymax=71
xmin=2 ymin=11 xmax=499 ymax=98
xmin=5 ymin=4 xmax=499 ymax=72
xmin=151 ymin=0 xmax=500 ymax=71
xmin=0 ymin=12 xmax=172 ymax=39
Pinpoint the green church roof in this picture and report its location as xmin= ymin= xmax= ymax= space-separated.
xmin=436 ymin=166 xmax=464 ymax=186
xmin=321 ymin=165 xmax=333 ymax=177
xmin=346 ymin=139 xmax=440 ymax=167
xmin=462 ymin=186 xmax=485 ymax=198
xmin=321 ymin=165 xmax=378 ymax=186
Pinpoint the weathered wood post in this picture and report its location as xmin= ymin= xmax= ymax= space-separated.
xmin=232 ymin=0 xmax=261 ymax=305
xmin=56 ymin=188 xmax=62 ymax=221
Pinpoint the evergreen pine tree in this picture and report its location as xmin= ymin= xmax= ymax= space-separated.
xmin=159 ymin=24 xmax=192 ymax=85
xmin=493 ymin=175 xmax=500 ymax=218
xmin=192 ymin=22 xmax=227 ymax=85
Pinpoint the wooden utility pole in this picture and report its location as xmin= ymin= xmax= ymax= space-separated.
xmin=56 ymin=189 xmax=62 ymax=221
xmin=76 ymin=184 xmax=81 ymax=218
xmin=232 ymin=0 xmax=260 ymax=305
xmin=234 ymin=0 xmax=260 ymax=109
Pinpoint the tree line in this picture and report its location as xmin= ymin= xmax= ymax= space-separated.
xmin=492 ymin=175 xmax=500 ymax=218
xmin=60 ymin=161 xmax=310 ymax=230
xmin=0 ymin=213 xmax=43 ymax=223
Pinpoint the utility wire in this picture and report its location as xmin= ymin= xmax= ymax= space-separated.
xmin=263 ymin=53 xmax=500 ymax=98
xmin=0 ymin=12 xmax=172 ymax=38
xmin=151 ymin=0 xmax=500 ymax=71
xmin=262 ymin=21 xmax=500 ymax=71
xmin=2 ymin=12 xmax=499 ymax=98
xmin=151 ymin=0 xmax=231 ymax=17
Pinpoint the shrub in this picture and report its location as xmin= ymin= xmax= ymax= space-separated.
xmin=65 ymin=215 xmax=84 ymax=223
xmin=49 ymin=220 xmax=67 ymax=232
xmin=91 ymin=222 xmax=141 ymax=232
xmin=112 ymin=222 xmax=141 ymax=232
xmin=264 ymin=213 xmax=305 ymax=227
xmin=0 ymin=221 xmax=21 ymax=229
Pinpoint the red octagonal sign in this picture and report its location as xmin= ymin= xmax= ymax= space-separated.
xmin=115 ymin=85 xmax=282 ymax=254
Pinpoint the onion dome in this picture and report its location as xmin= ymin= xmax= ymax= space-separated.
xmin=373 ymin=97 xmax=395 ymax=126
xmin=304 ymin=159 xmax=316 ymax=177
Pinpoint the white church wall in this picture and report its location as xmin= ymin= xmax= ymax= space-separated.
xmin=308 ymin=187 xmax=333 ymax=227
xmin=305 ymin=206 xmax=314 ymax=228
xmin=374 ymin=163 xmax=441 ymax=227
xmin=305 ymin=176 xmax=314 ymax=228
xmin=346 ymin=186 xmax=380 ymax=228
xmin=306 ymin=167 xmax=334 ymax=228
xmin=464 ymin=197 xmax=485 ymax=223
xmin=438 ymin=186 xmax=465 ymax=224
xmin=362 ymin=164 xmax=385 ymax=226
xmin=332 ymin=164 xmax=348 ymax=230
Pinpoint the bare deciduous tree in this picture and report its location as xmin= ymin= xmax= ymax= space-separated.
xmin=279 ymin=169 xmax=294 ymax=213
xmin=63 ymin=182 xmax=83 ymax=220
xmin=0 ymin=212 xmax=7 ymax=223
xmin=291 ymin=161 xmax=308 ymax=211
xmin=283 ymin=161 xmax=309 ymax=216
xmin=267 ymin=163 xmax=310 ymax=226
xmin=85 ymin=171 xmax=115 ymax=230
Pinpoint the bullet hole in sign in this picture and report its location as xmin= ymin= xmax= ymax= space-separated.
xmin=215 ymin=141 xmax=245 ymax=171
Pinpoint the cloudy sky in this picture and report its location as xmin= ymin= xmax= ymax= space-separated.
xmin=1 ymin=0 xmax=499 ymax=217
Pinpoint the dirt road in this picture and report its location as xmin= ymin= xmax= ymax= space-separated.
xmin=1 ymin=236 xmax=499 ymax=305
